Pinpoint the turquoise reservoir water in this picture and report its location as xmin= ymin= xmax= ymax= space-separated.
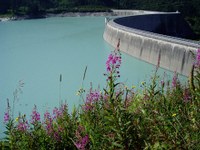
xmin=0 ymin=17 xmax=186 ymax=138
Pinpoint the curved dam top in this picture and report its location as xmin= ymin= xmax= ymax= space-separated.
xmin=103 ymin=11 xmax=200 ymax=76
xmin=114 ymin=13 xmax=196 ymax=40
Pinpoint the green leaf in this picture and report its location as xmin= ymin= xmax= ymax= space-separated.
xmin=112 ymin=141 xmax=124 ymax=148
xmin=116 ymin=132 xmax=123 ymax=140
xmin=114 ymin=83 xmax=120 ymax=87
xmin=3 ymin=131 xmax=9 ymax=135
xmin=103 ymin=88 xmax=108 ymax=94
xmin=124 ymin=121 xmax=131 ymax=126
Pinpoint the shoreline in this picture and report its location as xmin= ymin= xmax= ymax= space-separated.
xmin=0 ymin=12 xmax=117 ymax=22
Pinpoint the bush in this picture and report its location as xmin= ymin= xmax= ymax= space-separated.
xmin=2 ymin=43 xmax=200 ymax=149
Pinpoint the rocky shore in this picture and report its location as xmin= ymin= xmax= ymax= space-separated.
xmin=0 ymin=12 xmax=117 ymax=22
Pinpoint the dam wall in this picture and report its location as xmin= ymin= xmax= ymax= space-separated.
xmin=111 ymin=9 xmax=163 ymax=16
xmin=103 ymin=13 xmax=200 ymax=76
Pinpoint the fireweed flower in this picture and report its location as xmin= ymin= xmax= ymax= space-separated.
xmin=17 ymin=116 xmax=29 ymax=132
xmin=53 ymin=103 xmax=67 ymax=119
xmin=4 ymin=112 xmax=10 ymax=123
xmin=75 ymin=125 xmax=85 ymax=139
xmin=105 ymin=50 xmax=122 ymax=79
xmin=183 ymin=88 xmax=191 ymax=103
xmin=44 ymin=111 xmax=51 ymax=121
xmin=172 ymin=71 xmax=179 ymax=88
xmin=160 ymin=72 xmax=166 ymax=88
xmin=83 ymin=90 xmax=101 ymax=111
xmin=75 ymin=134 xmax=89 ymax=150
xmin=60 ymin=103 xmax=67 ymax=114
xmin=54 ymin=131 xmax=60 ymax=141
xmin=53 ymin=107 xmax=60 ymax=119
xmin=74 ymin=125 xmax=89 ymax=150
xmin=44 ymin=111 xmax=53 ymax=135
xmin=31 ymin=105 xmax=40 ymax=124
xmin=4 ymin=99 xmax=10 ymax=123
xmin=17 ymin=121 xmax=29 ymax=131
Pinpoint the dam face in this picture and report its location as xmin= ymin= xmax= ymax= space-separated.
xmin=104 ymin=12 xmax=199 ymax=76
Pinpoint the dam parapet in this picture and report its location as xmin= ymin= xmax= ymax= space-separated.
xmin=111 ymin=9 xmax=165 ymax=16
xmin=104 ymin=12 xmax=200 ymax=76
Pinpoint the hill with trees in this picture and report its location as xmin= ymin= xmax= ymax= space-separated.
xmin=0 ymin=0 xmax=199 ymax=35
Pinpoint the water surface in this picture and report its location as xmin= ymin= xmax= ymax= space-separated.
xmin=0 ymin=17 xmax=186 ymax=138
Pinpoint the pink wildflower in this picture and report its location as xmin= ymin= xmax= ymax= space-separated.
xmin=53 ymin=107 xmax=62 ymax=119
xmin=46 ymin=123 xmax=53 ymax=135
xmin=52 ymin=104 xmax=67 ymax=119
xmin=4 ymin=99 xmax=10 ymax=123
xmin=31 ymin=105 xmax=40 ymax=124
xmin=54 ymin=132 xmax=60 ymax=141
xmin=172 ymin=71 xmax=179 ymax=88
xmin=75 ymin=125 xmax=85 ymax=139
xmin=74 ymin=125 xmax=89 ymax=150
xmin=60 ymin=103 xmax=67 ymax=113
xmin=44 ymin=111 xmax=53 ymax=135
xmin=183 ymin=88 xmax=191 ymax=103
xmin=4 ymin=112 xmax=10 ymax=123
xmin=75 ymin=135 xmax=89 ymax=150
xmin=44 ymin=111 xmax=51 ymax=120
xmin=105 ymin=50 xmax=122 ymax=76
xmin=17 ymin=118 xmax=29 ymax=132
xmin=83 ymin=89 xmax=101 ymax=111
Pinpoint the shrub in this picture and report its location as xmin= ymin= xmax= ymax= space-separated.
xmin=2 ymin=44 xmax=200 ymax=149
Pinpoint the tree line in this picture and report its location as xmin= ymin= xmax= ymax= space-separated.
xmin=0 ymin=0 xmax=199 ymax=16
xmin=0 ymin=0 xmax=200 ymax=35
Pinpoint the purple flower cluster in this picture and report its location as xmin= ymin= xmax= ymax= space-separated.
xmin=43 ymin=104 xmax=67 ymax=139
xmin=75 ymin=134 xmax=89 ymax=150
xmin=172 ymin=71 xmax=179 ymax=88
xmin=44 ymin=111 xmax=53 ymax=135
xmin=17 ymin=117 xmax=29 ymax=132
xmin=105 ymin=50 xmax=122 ymax=78
xmin=4 ymin=99 xmax=10 ymax=123
xmin=4 ymin=112 xmax=10 ymax=123
xmin=52 ymin=104 xmax=67 ymax=119
xmin=74 ymin=125 xmax=89 ymax=150
xmin=83 ymin=90 xmax=101 ymax=111
xmin=31 ymin=105 xmax=40 ymax=124
xmin=195 ymin=49 xmax=200 ymax=68
xmin=53 ymin=107 xmax=62 ymax=119
xmin=44 ymin=111 xmax=51 ymax=121
xmin=53 ymin=131 xmax=60 ymax=141
xmin=183 ymin=88 xmax=192 ymax=103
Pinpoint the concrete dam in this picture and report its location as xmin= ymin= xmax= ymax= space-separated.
xmin=103 ymin=11 xmax=200 ymax=76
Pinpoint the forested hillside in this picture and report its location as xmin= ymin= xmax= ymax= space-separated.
xmin=0 ymin=0 xmax=199 ymax=35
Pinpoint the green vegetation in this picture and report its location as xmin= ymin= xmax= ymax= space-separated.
xmin=45 ymin=5 xmax=111 ymax=14
xmin=1 ymin=43 xmax=200 ymax=149
xmin=0 ymin=0 xmax=199 ymax=35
